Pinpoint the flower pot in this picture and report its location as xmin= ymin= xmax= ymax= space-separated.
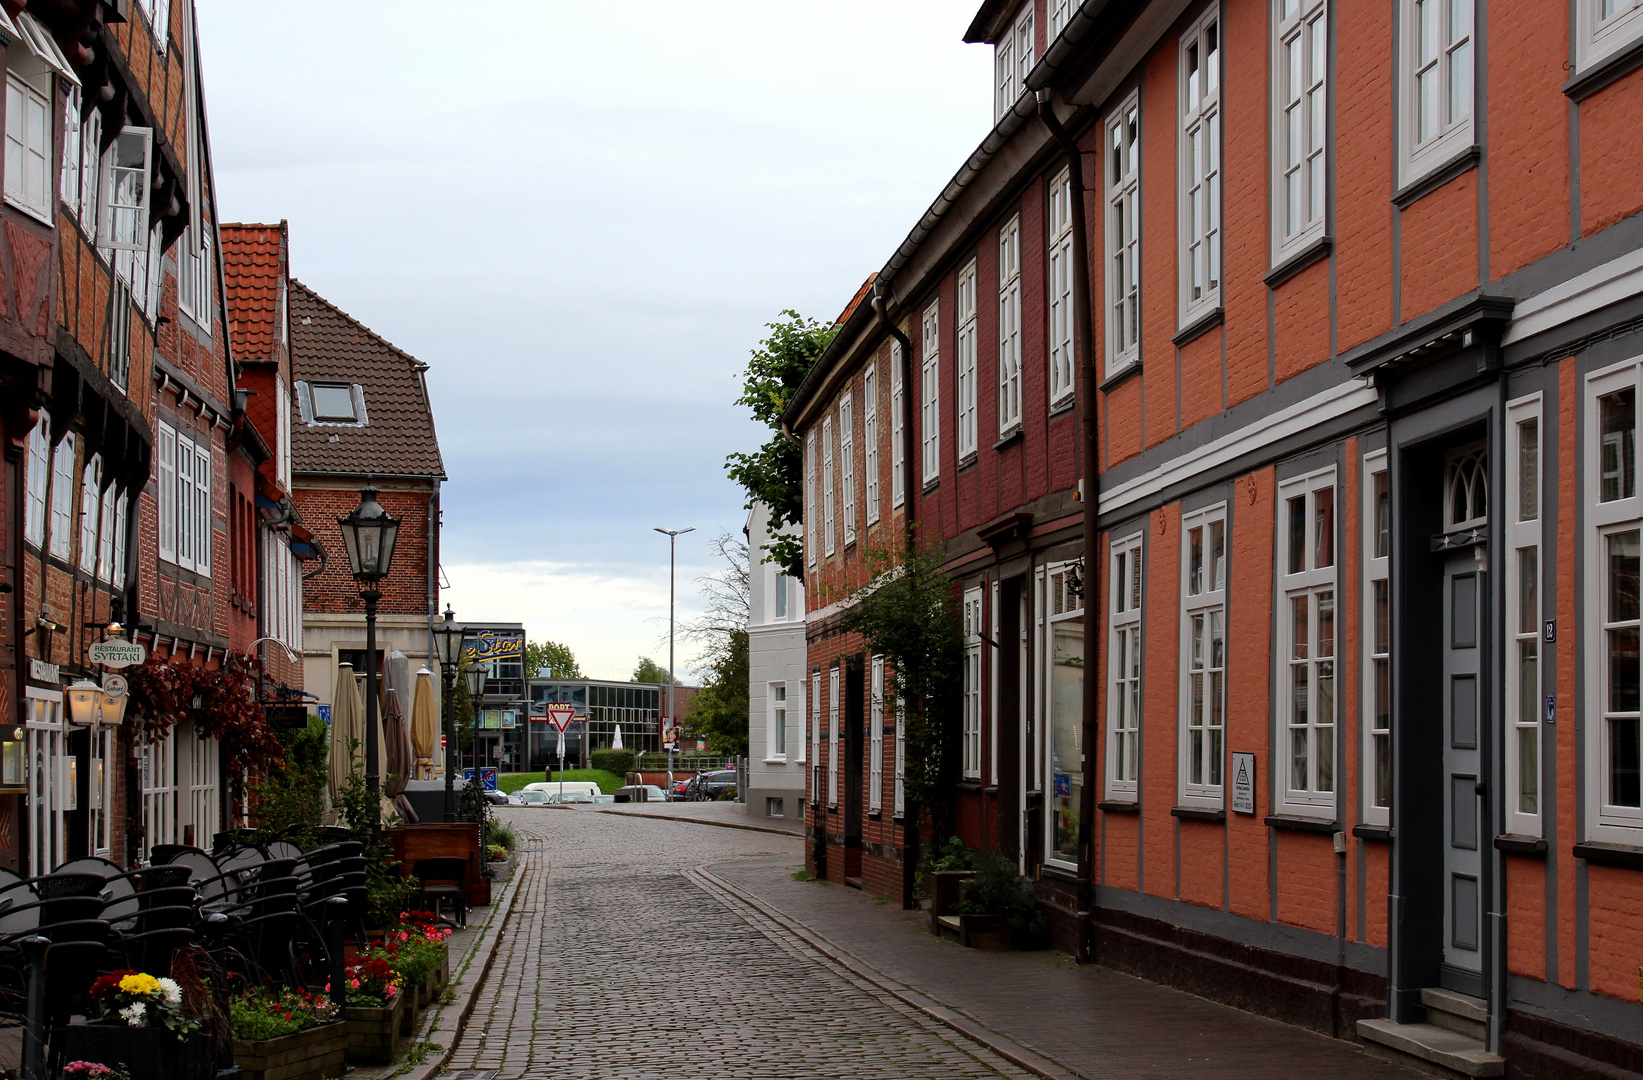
xmin=958 ymin=913 xmax=1012 ymax=951
xmin=57 ymin=1020 xmax=215 ymax=1080
xmin=470 ymin=875 xmax=491 ymax=906
xmin=233 ymin=1022 xmax=348 ymax=1080
xmin=344 ymin=996 xmax=404 ymax=1064
xmin=399 ymin=989 xmax=420 ymax=1037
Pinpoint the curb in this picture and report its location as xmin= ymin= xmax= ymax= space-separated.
xmin=593 ymin=807 xmax=804 ymax=837
xmin=691 ymin=865 xmax=1089 ymax=1080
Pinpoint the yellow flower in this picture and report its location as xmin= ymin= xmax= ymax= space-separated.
xmin=119 ymin=973 xmax=162 ymax=996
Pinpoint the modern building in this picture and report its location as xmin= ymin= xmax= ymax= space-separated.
xmin=462 ymin=623 xmax=525 ymax=772
xmin=745 ymin=502 xmax=805 ymax=821
xmin=786 ymin=1 xmax=1643 ymax=1076
xmin=527 ymin=677 xmax=666 ymax=767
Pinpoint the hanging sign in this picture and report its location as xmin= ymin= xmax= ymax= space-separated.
xmin=101 ymin=674 xmax=128 ymax=701
xmin=88 ymin=639 xmax=145 ymax=668
xmin=1231 ymin=752 xmax=1257 ymax=815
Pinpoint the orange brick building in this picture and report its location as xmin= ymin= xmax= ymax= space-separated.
xmin=787 ymin=1 xmax=1643 ymax=1074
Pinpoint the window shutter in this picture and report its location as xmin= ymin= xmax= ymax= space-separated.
xmin=79 ymin=108 xmax=100 ymax=239
xmin=99 ymin=127 xmax=153 ymax=252
xmin=157 ymin=424 xmax=176 ymax=562
xmin=195 ymin=443 xmax=211 ymax=575
xmin=175 ymin=433 xmax=193 ymax=570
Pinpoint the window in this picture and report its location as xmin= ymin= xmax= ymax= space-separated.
xmin=891 ymin=342 xmax=906 ymax=508
xmin=4 ymin=70 xmax=51 ymax=222
xmin=111 ymin=492 xmax=127 ymax=589
xmin=995 ymin=3 xmax=1035 ymax=120
xmin=48 ymin=432 xmax=74 ymax=561
xmin=23 ymin=421 xmax=46 ymax=546
xmin=187 ymin=732 xmax=219 ymax=849
xmin=139 ymin=727 xmax=176 ymax=859
xmin=1104 ymin=100 xmax=1140 ymax=374
xmin=78 ymin=455 xmax=100 ymax=575
xmin=920 ymin=300 xmax=940 ymax=485
xmin=870 ymin=656 xmax=885 ymax=813
xmin=1577 ymin=0 xmax=1643 ymax=74
xmin=157 ymin=422 xmax=176 ymax=562
xmin=160 ymin=423 xmax=211 ymax=576
xmin=1180 ymin=507 xmax=1227 ymax=807
xmin=1271 ymin=0 xmax=1328 ymax=264
xmin=963 ymin=587 xmax=984 ymax=779
xmin=773 ymin=568 xmax=789 ymax=620
xmin=805 ymin=430 xmax=817 ymax=569
xmin=76 ymin=106 xmax=100 ymax=241
xmin=864 ymin=364 xmax=880 ymax=525
xmin=1586 ymin=360 xmax=1643 ymax=844
xmin=1180 ymin=12 xmax=1222 ymax=324
xmin=1445 ymin=445 xmax=1488 ymax=531
xmin=769 ymin=683 xmax=787 ymax=760
xmin=822 ymin=414 xmax=836 ymax=557
xmin=1050 ymin=0 xmax=1075 ymax=37
xmin=179 ymin=227 xmax=213 ymax=323
xmin=26 ymin=689 xmax=66 ymax=874
xmin=108 ymin=276 xmax=131 ymax=391
xmin=1048 ymin=167 xmax=1075 ymax=405
xmin=1108 ymin=534 xmax=1143 ymax=799
xmin=311 ymin=383 xmax=358 ymax=422
xmin=840 ymin=392 xmax=856 ymax=545
xmin=59 ymin=86 xmax=81 ymax=219
xmin=1045 ymin=562 xmax=1085 ymax=863
xmin=893 ymin=688 xmax=906 ymax=816
xmin=142 ymin=0 xmax=171 ymax=50
xmin=1278 ymin=467 xmax=1338 ymax=818
xmin=1506 ymin=398 xmax=1542 ymax=837
xmin=100 ymin=127 xmax=154 ymax=252
xmin=828 ymin=665 xmax=840 ymax=807
xmin=275 ymin=375 xmax=292 ymax=490
xmin=1362 ymin=451 xmax=1392 ymax=827
xmin=998 ymin=216 xmax=1023 ymax=432
xmin=811 ymin=670 xmax=822 ymax=796
xmin=1398 ymin=0 xmax=1473 ymax=187
xmin=955 ymin=260 xmax=978 ymax=460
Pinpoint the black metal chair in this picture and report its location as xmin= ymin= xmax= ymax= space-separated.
xmin=411 ymin=858 xmax=469 ymax=928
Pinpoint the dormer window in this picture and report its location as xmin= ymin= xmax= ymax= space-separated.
xmin=296 ymin=380 xmax=368 ymax=427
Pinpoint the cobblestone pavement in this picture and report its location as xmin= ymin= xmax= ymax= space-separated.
xmin=448 ymin=807 xmax=1035 ymax=1080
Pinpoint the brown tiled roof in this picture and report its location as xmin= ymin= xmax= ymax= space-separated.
xmin=221 ymin=223 xmax=286 ymax=361
xmin=289 ymin=279 xmax=446 ymax=479
xmin=837 ymin=273 xmax=876 ymax=325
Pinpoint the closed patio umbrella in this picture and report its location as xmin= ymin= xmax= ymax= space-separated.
xmin=411 ymin=668 xmax=438 ymax=780
xmin=326 ymin=662 xmax=360 ymax=823
xmin=612 ymin=725 xmax=623 ymax=750
xmin=383 ymin=687 xmax=418 ymax=823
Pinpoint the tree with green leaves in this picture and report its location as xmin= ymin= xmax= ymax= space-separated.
xmin=632 ymin=657 xmax=671 ymax=685
xmin=526 ymin=640 xmax=582 ymax=679
xmin=682 ymin=629 xmax=750 ymax=757
xmin=725 ymin=311 xmax=838 ymax=578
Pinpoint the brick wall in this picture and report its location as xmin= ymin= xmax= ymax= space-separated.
xmin=294 ymin=484 xmax=434 ymax=617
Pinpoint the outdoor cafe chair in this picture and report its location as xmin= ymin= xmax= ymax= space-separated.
xmin=411 ymin=857 xmax=468 ymax=928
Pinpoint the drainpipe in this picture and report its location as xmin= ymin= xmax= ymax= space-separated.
xmin=1038 ymin=89 xmax=1100 ymax=966
xmin=871 ymin=284 xmax=922 ymax=911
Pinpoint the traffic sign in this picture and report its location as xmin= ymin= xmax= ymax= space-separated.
xmin=463 ymin=768 xmax=498 ymax=791
xmin=545 ymin=705 xmax=575 ymax=732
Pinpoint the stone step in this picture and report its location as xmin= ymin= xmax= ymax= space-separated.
xmin=1357 ymin=1019 xmax=1504 ymax=1079
xmin=1421 ymin=987 xmax=1488 ymax=1041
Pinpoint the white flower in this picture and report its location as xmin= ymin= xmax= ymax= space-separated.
xmin=157 ymin=978 xmax=182 ymax=1005
xmin=120 ymin=1002 xmax=147 ymax=1027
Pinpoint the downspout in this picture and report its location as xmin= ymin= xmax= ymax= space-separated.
xmin=1038 ymin=89 xmax=1100 ymax=966
xmin=871 ymin=284 xmax=921 ymax=911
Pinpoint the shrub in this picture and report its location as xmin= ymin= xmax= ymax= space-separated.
xmin=922 ymin=836 xmax=972 ymax=875
xmin=958 ymin=852 xmax=1049 ymax=949
xmin=589 ymin=748 xmax=636 ymax=776
xmin=488 ymin=820 xmax=518 ymax=853
xmin=230 ymin=987 xmax=337 ymax=1042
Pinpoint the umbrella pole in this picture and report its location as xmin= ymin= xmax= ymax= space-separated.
xmin=364 ymin=589 xmax=381 ymax=840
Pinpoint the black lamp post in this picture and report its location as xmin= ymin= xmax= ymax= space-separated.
xmin=431 ymin=605 xmax=465 ymax=823
xmin=463 ymin=662 xmax=485 ymax=777
xmin=337 ymin=484 xmax=399 ymax=834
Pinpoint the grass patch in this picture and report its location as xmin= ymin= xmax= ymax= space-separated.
xmin=790 ymin=869 xmax=816 ymax=882
xmin=498 ymin=769 xmax=625 ymax=795
xmin=399 ymin=1040 xmax=442 ymax=1067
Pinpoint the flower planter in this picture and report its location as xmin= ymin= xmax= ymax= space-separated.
xmin=471 ymin=874 xmax=492 ymax=906
xmin=924 ymin=870 xmax=974 ymax=935
xmin=56 ymin=1020 xmax=215 ymax=1080
xmin=344 ymin=996 xmax=404 ymax=1064
xmin=957 ymin=913 xmax=1012 ymax=951
xmin=233 ymin=1022 xmax=348 ymax=1080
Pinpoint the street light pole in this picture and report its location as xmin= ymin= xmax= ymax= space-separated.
xmin=431 ymin=606 xmax=465 ymax=823
xmin=337 ymin=485 xmax=400 ymax=842
xmin=654 ymin=526 xmax=693 ymax=796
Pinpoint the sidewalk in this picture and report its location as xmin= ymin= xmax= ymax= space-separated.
xmin=596 ymin=799 xmax=804 ymax=835
xmin=702 ymin=856 xmax=1422 ymax=1080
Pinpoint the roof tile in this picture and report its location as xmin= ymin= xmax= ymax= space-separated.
xmin=221 ymin=223 xmax=286 ymax=360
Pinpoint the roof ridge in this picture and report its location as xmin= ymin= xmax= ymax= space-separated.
xmin=289 ymin=278 xmax=427 ymax=371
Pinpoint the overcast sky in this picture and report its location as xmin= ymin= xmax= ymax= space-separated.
xmin=197 ymin=1 xmax=992 ymax=681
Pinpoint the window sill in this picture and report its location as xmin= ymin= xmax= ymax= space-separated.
xmin=1099 ymin=799 xmax=1140 ymax=814
xmin=1171 ymin=806 xmax=1225 ymax=823
xmin=994 ymin=427 xmax=1024 ymax=451
xmin=957 ymin=453 xmax=979 ymax=474
xmin=1353 ymin=823 xmax=1393 ymax=843
xmin=5 ymin=194 xmax=54 ymax=230
xmin=1572 ymin=840 xmax=1643 ymax=870
xmin=1564 ymin=36 xmax=1643 ymax=101
xmin=1048 ymin=396 xmax=1077 ymax=419
xmin=1039 ymin=862 xmax=1081 ymax=883
xmin=1263 ymin=235 xmax=1332 ymax=289
xmin=1100 ymin=359 xmax=1142 ymax=393
xmin=956 ymin=779 xmax=984 ymax=791
xmin=1494 ymin=833 xmax=1547 ymax=858
xmin=1172 ymin=306 xmax=1224 ymax=348
xmin=1265 ymin=813 xmax=1338 ymax=834
xmin=1393 ymin=146 xmax=1480 ymax=209
xmin=922 ymin=478 xmax=941 ymax=495
xmin=762 ymin=758 xmax=787 ymax=766
xmin=867 ymin=810 xmax=882 ymax=821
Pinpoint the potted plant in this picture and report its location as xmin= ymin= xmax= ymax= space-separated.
xmin=951 ymin=853 xmax=1050 ymax=952
xmin=342 ymin=956 xmax=404 ymax=1063
xmin=920 ymin=837 xmax=975 ymax=936
xmin=230 ymin=988 xmax=344 ymax=1080
xmin=57 ymin=972 xmax=210 ymax=1080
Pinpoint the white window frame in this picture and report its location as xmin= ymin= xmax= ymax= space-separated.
xmin=107 ymin=274 xmax=131 ymax=392
xmin=111 ymin=490 xmax=128 ymax=590
xmin=179 ymin=226 xmax=213 ymax=325
xmin=1179 ymin=505 xmax=1227 ymax=808
xmin=955 ymin=259 xmax=979 ymax=461
xmin=4 ymin=69 xmax=52 ymax=224
xmin=1277 ymin=466 xmax=1339 ymax=819
xmin=157 ymin=421 xmax=177 ymax=563
xmin=26 ymin=688 xmax=66 ymax=875
xmin=140 ymin=726 xmax=177 ymax=859
xmin=1361 ymin=450 xmax=1392 ymax=828
xmin=1050 ymin=0 xmax=1075 ymax=38
xmin=768 ymin=682 xmax=787 ymax=762
xmin=809 ymin=670 xmax=822 ymax=774
xmin=275 ymin=374 xmax=292 ymax=490
xmin=962 ymin=586 xmax=984 ymax=779
xmin=1043 ymin=561 xmax=1086 ymax=866
xmin=840 ymin=393 xmax=856 ymax=545
xmin=997 ymin=216 xmax=1023 ymax=433
xmin=990 ymin=578 xmax=1001 ymax=786
xmin=1397 ymin=0 xmax=1474 ymax=189
xmin=99 ymin=126 xmax=154 ymax=253
xmin=891 ymin=342 xmax=907 ymax=508
xmin=59 ymin=85 xmax=81 ymax=220
xmin=1585 ymin=358 xmax=1643 ymax=844
xmin=1105 ymin=98 xmax=1141 ymax=375
xmin=864 ymin=363 xmax=880 ymax=526
xmin=23 ymin=421 xmax=47 ymax=547
xmin=821 ymin=414 xmax=836 ymax=558
xmin=1048 ymin=167 xmax=1076 ymax=406
xmin=995 ymin=3 xmax=1035 ymax=121
xmin=1577 ymin=0 xmax=1643 ymax=74
xmin=96 ymin=472 xmax=116 ymax=582
xmin=828 ymin=665 xmax=840 ymax=808
xmin=77 ymin=105 xmax=100 ymax=242
xmin=1506 ymin=396 xmax=1543 ymax=838
xmin=870 ymin=657 xmax=885 ymax=813
xmin=187 ymin=731 xmax=219 ymax=848
xmin=1179 ymin=11 xmax=1222 ymax=326
xmin=48 ymin=432 xmax=74 ymax=561
xmin=1108 ymin=533 xmax=1143 ymax=799
xmin=920 ymin=301 xmax=941 ymax=485
xmin=143 ymin=0 xmax=171 ymax=51
xmin=893 ymin=687 xmax=906 ymax=816
xmin=1270 ymin=0 xmax=1328 ymax=265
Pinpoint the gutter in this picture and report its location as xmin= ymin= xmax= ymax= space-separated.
xmin=1037 ymin=89 xmax=1101 ymax=968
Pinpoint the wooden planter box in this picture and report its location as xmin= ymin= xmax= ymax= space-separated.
xmin=345 ymin=995 xmax=404 ymax=1064
xmin=924 ymin=870 xmax=974 ymax=934
xmin=957 ymin=913 xmax=1012 ymax=950
xmin=233 ymin=1022 xmax=347 ymax=1080
xmin=56 ymin=1021 xmax=215 ymax=1080
xmin=387 ymin=822 xmax=484 ymax=904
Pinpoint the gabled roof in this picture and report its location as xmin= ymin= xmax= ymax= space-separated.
xmin=289 ymin=280 xmax=445 ymax=480
xmin=221 ymin=222 xmax=287 ymax=361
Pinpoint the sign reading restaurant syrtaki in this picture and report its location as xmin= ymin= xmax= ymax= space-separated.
xmin=88 ymin=639 xmax=146 ymax=669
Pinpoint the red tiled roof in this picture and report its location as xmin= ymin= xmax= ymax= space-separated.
xmin=837 ymin=272 xmax=877 ymax=325
xmin=221 ymin=222 xmax=286 ymax=361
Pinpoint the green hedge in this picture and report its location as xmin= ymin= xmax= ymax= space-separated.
xmin=588 ymin=748 xmax=636 ymax=776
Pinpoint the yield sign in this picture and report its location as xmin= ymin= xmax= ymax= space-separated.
xmin=545 ymin=705 xmax=575 ymax=733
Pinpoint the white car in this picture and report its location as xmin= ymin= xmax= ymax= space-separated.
xmin=517 ymin=790 xmax=552 ymax=806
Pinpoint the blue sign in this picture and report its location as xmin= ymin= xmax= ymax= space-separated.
xmin=463 ymin=768 xmax=499 ymax=792
xmin=318 ymin=704 xmax=332 ymax=726
xmin=1053 ymin=772 xmax=1073 ymax=798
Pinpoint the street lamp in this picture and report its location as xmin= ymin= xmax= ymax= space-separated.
xmin=338 ymin=485 xmax=399 ymax=830
xmin=654 ymin=526 xmax=693 ymax=794
xmin=463 ymin=661 xmax=485 ymax=777
xmin=431 ymin=605 xmax=465 ymax=822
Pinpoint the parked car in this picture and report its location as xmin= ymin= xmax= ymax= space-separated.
xmin=483 ymin=789 xmax=510 ymax=806
xmin=685 ymin=770 xmax=738 ymax=801
xmin=524 ymin=781 xmax=602 ymax=800
xmin=638 ymin=784 xmax=669 ymax=803
xmin=670 ymin=778 xmax=691 ymax=801
xmin=517 ymin=790 xmax=552 ymax=806
xmin=594 ymin=793 xmax=614 ymax=804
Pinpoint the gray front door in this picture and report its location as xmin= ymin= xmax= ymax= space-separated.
xmin=1441 ymin=549 xmax=1484 ymax=996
